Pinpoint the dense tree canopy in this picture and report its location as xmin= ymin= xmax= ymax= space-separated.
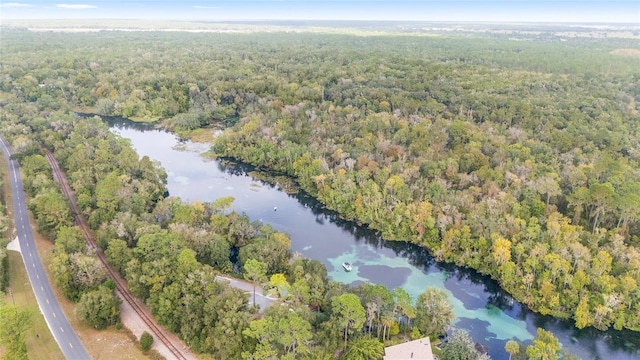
xmin=0 ymin=25 xmax=634 ymax=358
xmin=75 ymin=284 xmax=121 ymax=330
xmin=0 ymin=298 xmax=31 ymax=360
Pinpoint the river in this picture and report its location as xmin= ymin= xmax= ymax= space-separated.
xmin=106 ymin=117 xmax=639 ymax=360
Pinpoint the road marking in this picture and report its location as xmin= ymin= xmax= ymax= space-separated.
xmin=41 ymin=286 xmax=44 ymax=291
xmin=60 ymin=327 xmax=64 ymax=333
xmin=32 ymin=263 xmax=35 ymax=268
xmin=46 ymin=299 xmax=50 ymax=304
xmin=69 ymin=343 xmax=73 ymax=348
xmin=29 ymin=252 xmax=32 ymax=257
xmin=36 ymin=274 xmax=39 ymax=279
xmin=53 ymin=312 xmax=56 ymax=318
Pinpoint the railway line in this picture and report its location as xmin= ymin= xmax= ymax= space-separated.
xmin=44 ymin=149 xmax=190 ymax=360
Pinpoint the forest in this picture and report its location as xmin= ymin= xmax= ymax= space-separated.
xmin=0 ymin=25 xmax=638 ymax=358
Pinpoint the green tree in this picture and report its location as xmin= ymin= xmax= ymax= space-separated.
xmin=49 ymin=251 xmax=75 ymax=299
xmin=358 ymin=283 xmax=393 ymax=338
xmin=76 ymin=285 xmax=121 ymax=329
xmin=54 ymin=226 xmax=87 ymax=254
xmin=574 ymin=297 xmax=593 ymax=329
xmin=343 ymin=335 xmax=385 ymax=360
xmin=140 ymin=331 xmax=154 ymax=352
xmin=331 ymin=293 xmax=366 ymax=348
xmin=393 ymin=287 xmax=417 ymax=328
xmin=29 ymin=189 xmax=73 ymax=239
xmin=0 ymin=298 xmax=31 ymax=360
xmin=268 ymin=273 xmax=290 ymax=298
xmin=242 ymin=317 xmax=279 ymax=360
xmin=239 ymin=231 xmax=291 ymax=274
xmin=105 ymin=239 xmax=133 ymax=274
xmin=414 ymin=288 xmax=455 ymax=337
xmin=526 ymin=328 xmax=560 ymax=360
xmin=505 ymin=340 xmax=519 ymax=360
xmin=441 ymin=329 xmax=481 ymax=360
xmin=587 ymin=182 xmax=616 ymax=232
xmin=244 ymin=259 xmax=267 ymax=306
xmin=243 ymin=306 xmax=313 ymax=359
xmin=200 ymin=285 xmax=253 ymax=358
xmin=0 ymin=247 xmax=6 ymax=293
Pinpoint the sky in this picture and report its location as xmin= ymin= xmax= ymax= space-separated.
xmin=1 ymin=0 xmax=639 ymax=23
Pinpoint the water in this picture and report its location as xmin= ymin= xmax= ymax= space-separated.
xmin=107 ymin=117 xmax=639 ymax=360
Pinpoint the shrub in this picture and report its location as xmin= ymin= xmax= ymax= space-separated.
xmin=140 ymin=331 xmax=154 ymax=352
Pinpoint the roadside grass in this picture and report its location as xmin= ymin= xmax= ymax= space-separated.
xmin=31 ymin=225 xmax=150 ymax=360
xmin=2 ymin=154 xmax=149 ymax=359
xmin=4 ymin=218 xmax=151 ymax=360
xmin=5 ymin=251 xmax=64 ymax=360
xmin=2 ymin=142 xmax=62 ymax=359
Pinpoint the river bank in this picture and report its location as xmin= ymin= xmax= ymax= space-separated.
xmin=105 ymin=115 xmax=640 ymax=360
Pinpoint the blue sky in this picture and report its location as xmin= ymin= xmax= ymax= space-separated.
xmin=1 ymin=1 xmax=638 ymax=23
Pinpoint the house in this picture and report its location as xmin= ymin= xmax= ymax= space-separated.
xmin=383 ymin=337 xmax=435 ymax=360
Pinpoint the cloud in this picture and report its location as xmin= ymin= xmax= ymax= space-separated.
xmin=193 ymin=6 xmax=220 ymax=9
xmin=56 ymin=4 xmax=97 ymax=9
xmin=0 ymin=2 xmax=34 ymax=7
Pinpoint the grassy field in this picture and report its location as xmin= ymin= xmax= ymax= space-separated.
xmin=5 ymin=251 xmax=65 ymax=360
xmin=3 ymin=221 xmax=152 ymax=360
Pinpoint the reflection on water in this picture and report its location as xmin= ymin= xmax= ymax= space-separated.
xmin=105 ymin=116 xmax=639 ymax=360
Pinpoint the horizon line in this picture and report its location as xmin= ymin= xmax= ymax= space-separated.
xmin=2 ymin=18 xmax=639 ymax=25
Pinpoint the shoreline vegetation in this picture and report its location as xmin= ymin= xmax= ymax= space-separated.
xmin=1 ymin=21 xmax=639 ymax=358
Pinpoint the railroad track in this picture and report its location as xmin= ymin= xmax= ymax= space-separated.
xmin=45 ymin=150 xmax=189 ymax=360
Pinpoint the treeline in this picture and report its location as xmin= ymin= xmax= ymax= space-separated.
xmin=209 ymin=35 xmax=640 ymax=331
xmin=0 ymin=171 xmax=9 ymax=293
xmin=1 ymin=104 xmax=484 ymax=358
xmin=0 ymin=27 xmax=638 ymax=336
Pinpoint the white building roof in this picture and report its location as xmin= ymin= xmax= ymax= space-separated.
xmin=383 ymin=337 xmax=434 ymax=360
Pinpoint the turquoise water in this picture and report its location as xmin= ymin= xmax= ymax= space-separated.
xmin=107 ymin=117 xmax=639 ymax=360
xmin=327 ymin=243 xmax=533 ymax=342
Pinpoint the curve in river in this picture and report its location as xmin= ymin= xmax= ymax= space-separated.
xmin=107 ymin=117 xmax=639 ymax=360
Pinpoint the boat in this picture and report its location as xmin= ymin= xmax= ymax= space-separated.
xmin=342 ymin=262 xmax=352 ymax=272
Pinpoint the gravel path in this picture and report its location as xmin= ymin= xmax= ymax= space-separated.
xmin=118 ymin=290 xmax=198 ymax=360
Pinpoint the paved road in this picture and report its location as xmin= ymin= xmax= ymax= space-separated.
xmin=0 ymin=135 xmax=90 ymax=360
xmin=215 ymin=275 xmax=277 ymax=312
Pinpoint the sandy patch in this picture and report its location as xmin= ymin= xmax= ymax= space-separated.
xmin=7 ymin=237 xmax=21 ymax=253
xmin=118 ymin=289 xmax=199 ymax=360
xmin=610 ymin=48 xmax=640 ymax=57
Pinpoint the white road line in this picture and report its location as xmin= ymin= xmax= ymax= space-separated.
xmin=41 ymin=286 xmax=44 ymax=291
xmin=46 ymin=298 xmax=50 ymax=304
xmin=61 ymin=327 xmax=64 ymax=333
xmin=53 ymin=312 xmax=57 ymax=318
xmin=69 ymin=343 xmax=73 ymax=348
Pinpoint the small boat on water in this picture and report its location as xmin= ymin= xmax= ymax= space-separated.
xmin=342 ymin=262 xmax=352 ymax=272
